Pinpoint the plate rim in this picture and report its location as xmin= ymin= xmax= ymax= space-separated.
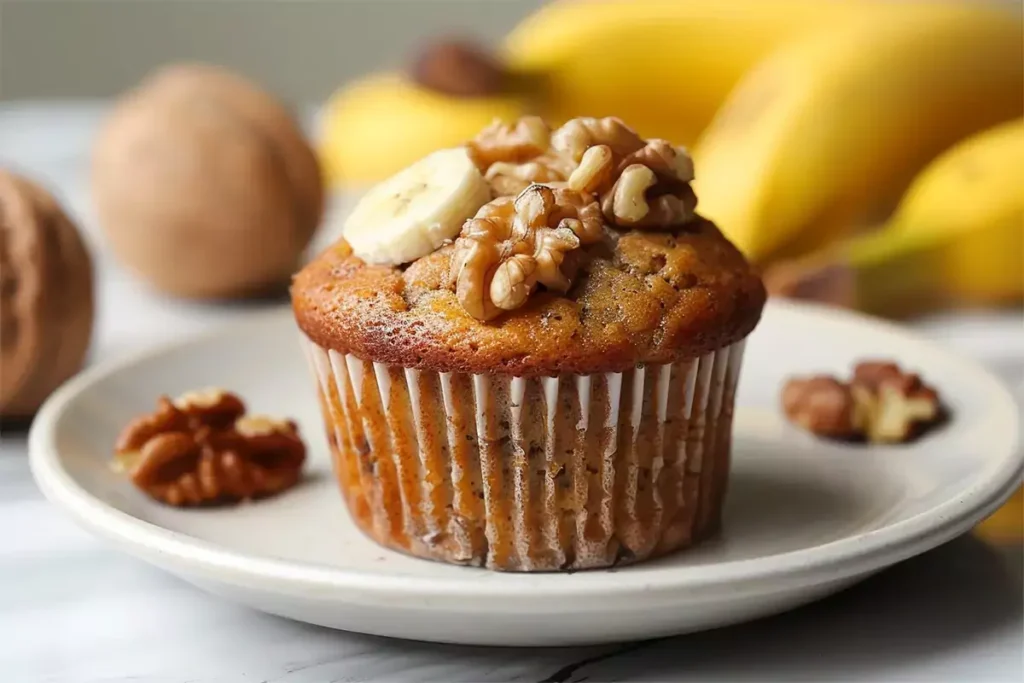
xmin=29 ymin=301 xmax=1023 ymax=603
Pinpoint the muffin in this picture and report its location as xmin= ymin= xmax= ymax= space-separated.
xmin=292 ymin=116 xmax=765 ymax=571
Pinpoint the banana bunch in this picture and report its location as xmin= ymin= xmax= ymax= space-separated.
xmin=318 ymin=0 xmax=898 ymax=186
xmin=318 ymin=0 xmax=1023 ymax=312
xmin=692 ymin=2 xmax=1023 ymax=263
xmin=764 ymin=120 xmax=1024 ymax=316
xmin=502 ymin=0 xmax=896 ymax=145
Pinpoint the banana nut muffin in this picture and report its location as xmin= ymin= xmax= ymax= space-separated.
xmin=292 ymin=116 xmax=765 ymax=571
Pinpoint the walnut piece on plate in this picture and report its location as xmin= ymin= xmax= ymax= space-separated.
xmin=113 ymin=388 xmax=305 ymax=506
xmin=781 ymin=361 xmax=943 ymax=444
xmin=781 ymin=376 xmax=867 ymax=440
xmin=851 ymin=361 xmax=942 ymax=443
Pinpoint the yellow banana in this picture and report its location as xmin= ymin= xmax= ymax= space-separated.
xmin=975 ymin=487 xmax=1024 ymax=545
xmin=320 ymin=0 xmax=902 ymax=187
xmin=318 ymin=73 xmax=528 ymax=187
xmin=504 ymin=0 xmax=898 ymax=146
xmin=692 ymin=3 xmax=1023 ymax=264
xmin=765 ymin=119 xmax=1024 ymax=316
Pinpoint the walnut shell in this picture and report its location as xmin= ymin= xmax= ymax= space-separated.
xmin=0 ymin=170 xmax=94 ymax=417
xmin=91 ymin=64 xmax=324 ymax=299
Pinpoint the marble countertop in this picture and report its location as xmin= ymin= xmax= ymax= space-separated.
xmin=1 ymin=103 xmax=1022 ymax=683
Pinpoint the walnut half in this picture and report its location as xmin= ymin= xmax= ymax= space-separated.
xmin=550 ymin=116 xmax=645 ymax=162
xmin=468 ymin=116 xmax=551 ymax=170
xmin=448 ymin=184 xmax=603 ymax=320
xmin=113 ymin=389 xmax=306 ymax=506
xmin=781 ymin=361 xmax=943 ymax=444
xmin=851 ymin=362 xmax=942 ymax=443
xmin=598 ymin=141 xmax=697 ymax=228
xmin=449 ymin=116 xmax=703 ymax=320
xmin=552 ymin=117 xmax=696 ymax=228
xmin=781 ymin=376 xmax=866 ymax=439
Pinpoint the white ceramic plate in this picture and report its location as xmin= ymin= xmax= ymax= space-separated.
xmin=29 ymin=302 xmax=1021 ymax=646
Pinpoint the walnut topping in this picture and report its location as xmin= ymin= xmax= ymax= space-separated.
xmin=548 ymin=184 xmax=605 ymax=244
xmin=468 ymin=116 xmax=551 ymax=170
xmin=484 ymin=158 xmax=565 ymax=197
xmin=113 ymin=390 xmax=305 ymax=506
xmin=782 ymin=361 xmax=943 ymax=444
xmin=617 ymin=139 xmax=695 ymax=184
xmin=601 ymin=168 xmax=697 ymax=228
xmin=597 ymin=139 xmax=697 ymax=228
xmin=550 ymin=116 xmax=645 ymax=162
xmin=607 ymin=164 xmax=657 ymax=224
xmin=567 ymin=144 xmax=613 ymax=194
xmin=554 ymin=120 xmax=696 ymax=228
xmin=450 ymin=116 xmax=700 ymax=319
xmin=448 ymin=184 xmax=602 ymax=320
xmin=469 ymin=116 xmax=696 ymax=227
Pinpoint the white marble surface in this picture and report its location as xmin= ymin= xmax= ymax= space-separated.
xmin=1 ymin=103 xmax=1023 ymax=682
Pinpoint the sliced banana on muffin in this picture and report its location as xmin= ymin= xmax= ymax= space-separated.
xmin=343 ymin=147 xmax=490 ymax=265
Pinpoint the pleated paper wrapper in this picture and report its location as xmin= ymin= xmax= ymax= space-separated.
xmin=303 ymin=337 xmax=747 ymax=572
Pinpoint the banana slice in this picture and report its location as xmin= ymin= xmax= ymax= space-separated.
xmin=343 ymin=147 xmax=490 ymax=265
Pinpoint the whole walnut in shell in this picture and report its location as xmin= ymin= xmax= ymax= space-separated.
xmin=0 ymin=170 xmax=94 ymax=417
xmin=92 ymin=64 xmax=324 ymax=299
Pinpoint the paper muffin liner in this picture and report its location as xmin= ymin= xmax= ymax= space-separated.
xmin=301 ymin=336 xmax=746 ymax=572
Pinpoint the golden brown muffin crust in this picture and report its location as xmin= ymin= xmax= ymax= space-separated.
xmin=292 ymin=216 xmax=765 ymax=377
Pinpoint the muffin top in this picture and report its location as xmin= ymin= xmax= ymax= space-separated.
xmin=293 ymin=116 xmax=765 ymax=377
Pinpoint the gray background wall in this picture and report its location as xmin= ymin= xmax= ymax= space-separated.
xmin=0 ymin=0 xmax=547 ymax=102
xmin=0 ymin=1 xmax=1011 ymax=103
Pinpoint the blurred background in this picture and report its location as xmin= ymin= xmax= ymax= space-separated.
xmin=0 ymin=0 xmax=546 ymax=101
xmin=4 ymin=0 xmax=1020 ymax=316
xmin=1 ymin=0 xmax=1021 ymax=532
